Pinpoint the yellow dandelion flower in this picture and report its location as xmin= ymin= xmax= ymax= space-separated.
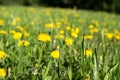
xmin=89 ymin=24 xmax=94 ymax=28
xmin=84 ymin=49 xmax=92 ymax=57
xmin=17 ymin=41 xmax=23 ymax=46
xmin=0 ymin=19 xmax=4 ymax=26
xmin=71 ymin=32 xmax=78 ymax=38
xmin=23 ymin=40 xmax=30 ymax=47
xmin=0 ymin=50 xmax=8 ymax=59
xmin=13 ymin=32 xmax=22 ymax=40
xmin=66 ymin=26 xmax=71 ymax=30
xmin=51 ymin=50 xmax=60 ymax=59
xmin=104 ymin=33 xmax=113 ymax=39
xmin=23 ymin=31 xmax=29 ymax=37
xmin=83 ymin=35 xmax=93 ymax=40
xmin=10 ymin=30 xmax=16 ymax=34
xmin=59 ymin=30 xmax=64 ymax=35
xmin=0 ymin=30 xmax=6 ymax=35
xmin=45 ymin=23 xmax=54 ymax=28
xmin=0 ymin=68 xmax=6 ymax=77
xmin=75 ymin=27 xmax=80 ymax=33
xmin=38 ymin=33 xmax=51 ymax=42
xmin=54 ymin=35 xmax=59 ymax=39
xmin=65 ymin=38 xmax=73 ymax=45
xmin=59 ymin=35 xmax=64 ymax=39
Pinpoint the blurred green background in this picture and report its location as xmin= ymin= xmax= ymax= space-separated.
xmin=0 ymin=0 xmax=120 ymax=13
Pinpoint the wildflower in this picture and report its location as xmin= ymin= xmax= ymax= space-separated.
xmin=45 ymin=23 xmax=54 ymax=28
xmin=71 ymin=32 xmax=78 ymax=38
xmin=56 ymin=22 xmax=61 ymax=28
xmin=84 ymin=49 xmax=92 ymax=57
xmin=83 ymin=35 xmax=93 ymax=40
xmin=59 ymin=35 xmax=64 ymax=39
xmin=90 ymin=28 xmax=98 ymax=34
xmin=104 ymin=33 xmax=113 ymax=39
xmin=23 ymin=40 xmax=30 ymax=47
xmin=65 ymin=38 xmax=73 ymax=45
xmin=10 ymin=30 xmax=16 ymax=34
xmin=66 ymin=26 xmax=71 ymax=30
xmin=89 ymin=24 xmax=94 ymax=28
xmin=17 ymin=41 xmax=23 ymax=46
xmin=0 ymin=50 xmax=8 ymax=59
xmin=13 ymin=32 xmax=22 ymax=40
xmin=54 ymin=35 xmax=59 ymax=39
xmin=0 ymin=68 xmax=6 ymax=77
xmin=75 ymin=27 xmax=80 ymax=33
xmin=23 ymin=31 xmax=29 ymax=37
xmin=51 ymin=50 xmax=60 ymax=59
xmin=38 ymin=33 xmax=51 ymax=42
xmin=59 ymin=30 xmax=64 ymax=35
xmin=18 ymin=40 xmax=30 ymax=47
xmin=0 ymin=30 xmax=6 ymax=35
xmin=0 ymin=19 xmax=4 ymax=26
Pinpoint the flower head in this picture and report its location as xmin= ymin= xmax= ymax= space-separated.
xmin=84 ymin=49 xmax=92 ymax=57
xmin=51 ymin=50 xmax=60 ymax=59
xmin=65 ymin=38 xmax=73 ymax=45
xmin=38 ymin=33 xmax=51 ymax=42
xmin=0 ymin=68 xmax=6 ymax=77
xmin=0 ymin=51 xmax=8 ymax=59
xmin=13 ymin=32 xmax=22 ymax=40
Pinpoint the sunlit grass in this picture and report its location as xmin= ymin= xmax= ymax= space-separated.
xmin=0 ymin=6 xmax=120 ymax=80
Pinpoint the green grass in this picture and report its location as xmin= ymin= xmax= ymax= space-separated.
xmin=0 ymin=6 xmax=120 ymax=80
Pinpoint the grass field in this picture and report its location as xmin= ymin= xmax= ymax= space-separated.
xmin=0 ymin=6 xmax=120 ymax=80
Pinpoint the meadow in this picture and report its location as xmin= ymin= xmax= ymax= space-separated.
xmin=0 ymin=6 xmax=120 ymax=80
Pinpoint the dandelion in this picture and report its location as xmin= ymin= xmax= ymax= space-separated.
xmin=13 ymin=32 xmax=22 ymax=40
xmin=104 ymin=33 xmax=113 ymax=39
xmin=45 ymin=23 xmax=54 ymax=28
xmin=17 ymin=41 xmax=23 ymax=46
xmin=0 ymin=19 xmax=4 ymax=26
xmin=23 ymin=40 xmax=30 ymax=47
xmin=66 ymin=26 xmax=71 ymax=30
xmin=38 ymin=33 xmax=51 ymax=42
xmin=51 ymin=50 xmax=60 ymax=59
xmin=59 ymin=30 xmax=64 ymax=35
xmin=0 ymin=68 xmax=6 ymax=77
xmin=0 ymin=30 xmax=6 ymax=35
xmin=84 ymin=49 xmax=92 ymax=57
xmin=65 ymin=38 xmax=73 ymax=45
xmin=0 ymin=50 xmax=8 ymax=59
xmin=83 ymin=35 xmax=93 ymax=40
xmin=18 ymin=40 xmax=30 ymax=47
xmin=71 ymin=32 xmax=78 ymax=38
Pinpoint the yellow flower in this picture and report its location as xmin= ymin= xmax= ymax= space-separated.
xmin=10 ymin=30 xmax=16 ymax=34
xmin=65 ymin=38 xmax=73 ymax=45
xmin=89 ymin=24 xmax=94 ymax=28
xmin=75 ymin=27 xmax=80 ymax=33
xmin=0 ymin=51 xmax=8 ymax=59
xmin=59 ymin=30 xmax=64 ymax=35
xmin=45 ymin=23 xmax=54 ymax=28
xmin=18 ymin=40 xmax=30 ymax=47
xmin=18 ymin=41 xmax=23 ymax=46
xmin=59 ymin=35 xmax=64 ymax=39
xmin=66 ymin=26 xmax=71 ymax=30
xmin=16 ymin=26 xmax=24 ymax=31
xmin=13 ymin=32 xmax=22 ymax=40
xmin=38 ymin=33 xmax=51 ymax=42
xmin=23 ymin=40 xmax=30 ymax=47
xmin=0 ymin=19 xmax=4 ymax=26
xmin=0 ymin=30 xmax=6 ymax=35
xmin=71 ymin=32 xmax=78 ymax=38
xmin=0 ymin=68 xmax=6 ymax=77
xmin=23 ymin=31 xmax=29 ymax=37
xmin=84 ymin=49 xmax=92 ymax=57
xmin=104 ymin=33 xmax=113 ymax=39
xmin=51 ymin=50 xmax=60 ymax=59
xmin=83 ymin=35 xmax=93 ymax=40
xmin=56 ymin=22 xmax=61 ymax=28
xmin=90 ymin=28 xmax=98 ymax=34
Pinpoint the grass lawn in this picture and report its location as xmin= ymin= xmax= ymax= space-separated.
xmin=0 ymin=6 xmax=120 ymax=80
